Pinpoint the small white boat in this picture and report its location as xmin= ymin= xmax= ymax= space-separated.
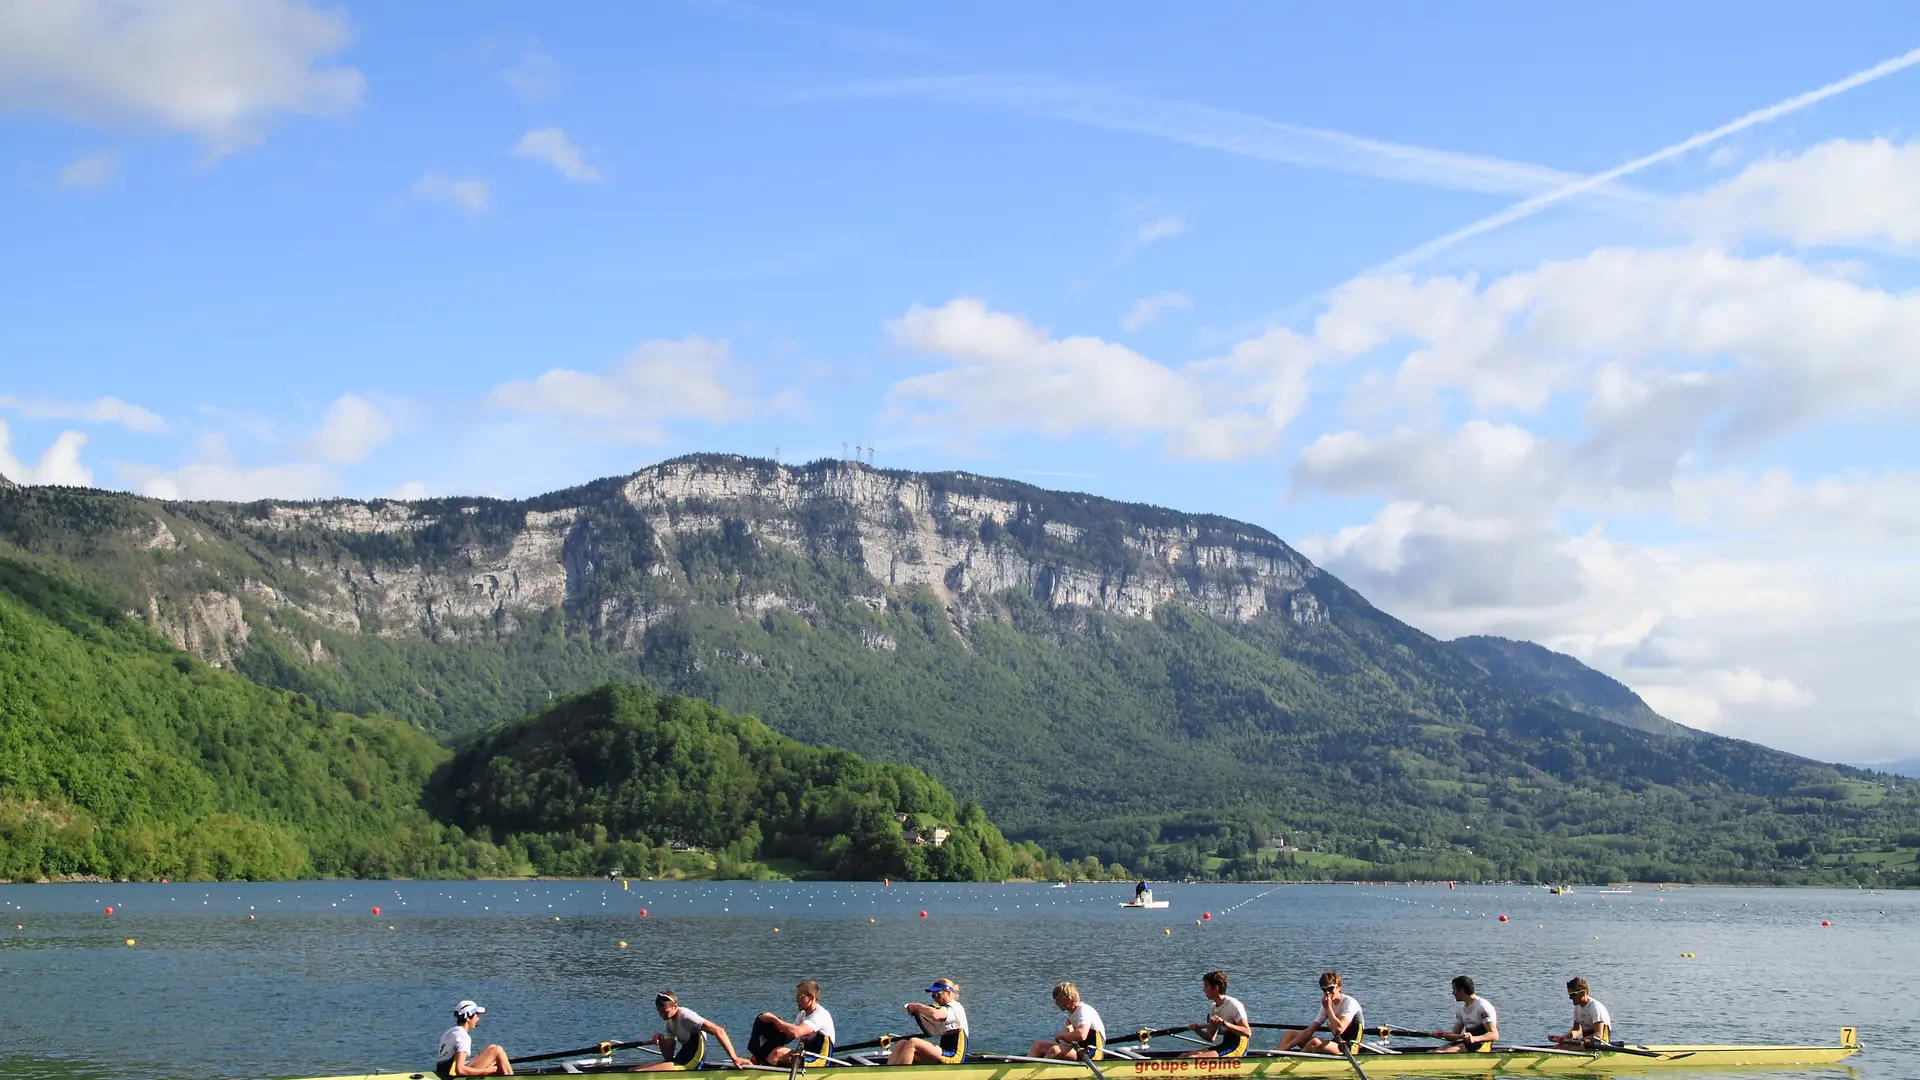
xmin=1050 ymin=882 xmax=1068 ymax=889
xmin=1120 ymin=898 xmax=1170 ymax=909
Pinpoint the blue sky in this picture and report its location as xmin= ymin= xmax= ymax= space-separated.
xmin=4 ymin=1 xmax=1919 ymax=761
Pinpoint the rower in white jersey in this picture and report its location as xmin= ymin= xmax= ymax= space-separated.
xmin=1180 ymin=970 xmax=1251 ymax=1058
xmin=631 ymin=991 xmax=749 ymax=1071
xmin=1553 ymin=977 xmax=1613 ymax=1050
xmin=1433 ymin=975 xmax=1499 ymax=1053
xmin=1030 ymin=982 xmax=1106 ymax=1060
xmin=889 ymin=978 xmax=970 ymax=1064
xmin=750 ymin=980 xmax=836 ymax=1067
xmin=435 ymin=1000 xmax=512 ymax=1078
xmin=1279 ymin=971 xmax=1364 ymax=1054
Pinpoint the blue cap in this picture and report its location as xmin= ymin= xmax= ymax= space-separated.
xmin=926 ymin=981 xmax=955 ymax=994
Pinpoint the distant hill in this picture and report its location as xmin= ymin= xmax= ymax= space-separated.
xmin=4 ymin=456 xmax=1919 ymax=885
xmin=431 ymin=683 xmax=1023 ymax=881
xmin=1855 ymin=760 xmax=1920 ymax=779
xmin=1447 ymin=635 xmax=1695 ymax=738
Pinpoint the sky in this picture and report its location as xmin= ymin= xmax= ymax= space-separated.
xmin=3 ymin=1 xmax=1919 ymax=764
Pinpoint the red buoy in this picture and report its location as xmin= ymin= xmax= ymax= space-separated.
xmin=640 ymin=908 xmax=649 ymax=917
xmin=1202 ymin=912 xmax=1211 ymax=920
xmin=1822 ymin=920 xmax=1831 ymax=927
xmin=371 ymin=906 xmax=381 ymax=915
xmin=104 ymin=907 xmax=114 ymax=915
xmin=919 ymin=910 xmax=929 ymax=918
xmin=1497 ymin=914 xmax=1509 ymax=922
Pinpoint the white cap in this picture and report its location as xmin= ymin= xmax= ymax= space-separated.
xmin=455 ymin=1000 xmax=486 ymax=1020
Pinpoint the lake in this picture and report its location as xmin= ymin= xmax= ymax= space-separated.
xmin=0 ymin=881 xmax=1908 ymax=1080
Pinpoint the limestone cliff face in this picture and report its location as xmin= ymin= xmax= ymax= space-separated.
xmin=138 ymin=455 xmax=1330 ymax=661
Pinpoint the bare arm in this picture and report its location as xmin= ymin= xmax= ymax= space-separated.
xmin=703 ymin=1020 xmax=748 ymax=1067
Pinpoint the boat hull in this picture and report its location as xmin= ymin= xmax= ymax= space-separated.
xmin=294 ymin=1042 xmax=1860 ymax=1080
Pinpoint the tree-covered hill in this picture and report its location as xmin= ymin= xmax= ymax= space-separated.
xmin=3 ymin=461 xmax=1920 ymax=885
xmin=0 ymin=558 xmax=517 ymax=881
xmin=430 ymin=683 xmax=1020 ymax=881
xmin=1448 ymin=634 xmax=1692 ymax=738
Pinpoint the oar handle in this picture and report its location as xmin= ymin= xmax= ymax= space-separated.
xmin=835 ymin=1035 xmax=902 ymax=1053
xmin=1107 ymin=1026 xmax=1191 ymax=1046
xmin=510 ymin=1039 xmax=650 ymax=1065
xmin=1248 ymin=1023 xmax=1449 ymax=1040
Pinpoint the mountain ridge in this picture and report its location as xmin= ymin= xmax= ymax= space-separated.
xmin=2 ymin=454 xmax=1917 ymax=884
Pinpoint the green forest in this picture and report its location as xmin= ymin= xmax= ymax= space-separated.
xmin=0 ymin=558 xmax=1015 ymax=882
xmin=432 ymin=683 xmax=1019 ymax=881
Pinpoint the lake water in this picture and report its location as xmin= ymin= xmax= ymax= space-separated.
xmin=0 ymin=881 xmax=1909 ymax=1080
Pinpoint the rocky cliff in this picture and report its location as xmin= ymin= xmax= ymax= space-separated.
xmin=100 ymin=456 xmax=1331 ymax=663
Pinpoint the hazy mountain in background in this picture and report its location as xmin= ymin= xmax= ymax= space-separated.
xmin=1447 ymin=635 xmax=1696 ymax=738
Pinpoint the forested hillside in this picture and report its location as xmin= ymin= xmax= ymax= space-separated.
xmin=0 ymin=558 xmax=516 ymax=881
xmin=432 ymin=684 xmax=1023 ymax=881
xmin=1448 ymin=635 xmax=1691 ymax=737
xmin=4 ymin=460 xmax=1919 ymax=885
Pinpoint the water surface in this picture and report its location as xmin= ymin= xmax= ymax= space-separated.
xmin=0 ymin=882 xmax=1906 ymax=1080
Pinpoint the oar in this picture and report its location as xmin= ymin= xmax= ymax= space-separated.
xmin=1078 ymin=1046 xmax=1109 ymax=1080
xmin=510 ymin=1040 xmax=651 ymax=1065
xmin=1108 ymin=1026 xmax=1191 ymax=1047
xmin=835 ymin=1035 xmax=902 ymax=1053
xmin=1607 ymin=1043 xmax=1692 ymax=1060
xmin=1250 ymin=1023 xmax=1445 ymax=1039
xmin=1334 ymin=1033 xmax=1370 ymax=1080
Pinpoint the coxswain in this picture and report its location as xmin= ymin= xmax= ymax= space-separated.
xmin=1278 ymin=971 xmax=1363 ymax=1054
xmin=1135 ymin=881 xmax=1148 ymax=900
xmin=1432 ymin=975 xmax=1498 ymax=1053
xmin=1179 ymin=970 xmax=1250 ymax=1058
xmin=749 ymin=980 xmax=836 ymax=1067
xmin=436 ymin=1000 xmax=512 ymax=1077
xmin=1030 ymin=982 xmax=1106 ymax=1060
xmin=632 ymin=991 xmax=748 ymax=1071
xmin=1553 ymin=978 xmax=1612 ymax=1050
xmin=888 ymin=979 xmax=970 ymax=1064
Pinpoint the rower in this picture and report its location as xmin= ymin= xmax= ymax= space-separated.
xmin=749 ymin=980 xmax=836 ymax=1067
xmin=1179 ymin=970 xmax=1250 ymax=1058
xmin=632 ymin=991 xmax=749 ymax=1071
xmin=1553 ymin=978 xmax=1612 ymax=1050
xmin=1135 ymin=881 xmax=1149 ymax=901
xmin=436 ymin=1000 xmax=512 ymax=1077
xmin=888 ymin=978 xmax=969 ymax=1064
xmin=1029 ymin=982 xmax=1106 ymax=1060
xmin=1432 ymin=975 xmax=1498 ymax=1053
xmin=1277 ymin=971 xmax=1362 ymax=1055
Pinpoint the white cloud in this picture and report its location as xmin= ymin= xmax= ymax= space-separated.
xmin=118 ymin=432 xmax=337 ymax=501
xmin=1134 ymin=216 xmax=1183 ymax=244
xmin=1121 ymin=291 xmax=1189 ymax=331
xmin=501 ymin=48 xmax=560 ymax=102
xmin=887 ymin=298 xmax=1315 ymax=460
xmin=0 ymin=393 xmax=165 ymax=432
xmin=489 ymin=336 xmax=763 ymax=442
xmin=0 ymin=0 xmax=363 ymax=154
xmin=386 ymin=480 xmax=429 ymax=501
xmin=0 ymin=420 xmax=90 ymax=486
xmin=57 ymin=149 xmax=117 ymax=187
xmin=412 ymin=173 xmax=490 ymax=213
xmin=306 ymin=393 xmax=393 ymax=463
xmin=1681 ymin=138 xmax=1920 ymax=247
xmin=513 ymin=127 xmax=601 ymax=182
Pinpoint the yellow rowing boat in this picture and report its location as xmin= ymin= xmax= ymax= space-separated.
xmin=288 ymin=1028 xmax=1859 ymax=1080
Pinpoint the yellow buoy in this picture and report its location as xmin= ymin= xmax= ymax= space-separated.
xmin=124 ymin=938 xmax=136 ymax=946
xmin=1164 ymin=928 xmax=1171 ymax=935
xmin=618 ymin=941 xmax=629 ymax=949
xmin=623 ymin=881 xmax=629 ymax=891
xmin=773 ymin=927 xmax=780 ymax=933
xmin=869 ymin=919 xmax=876 ymax=924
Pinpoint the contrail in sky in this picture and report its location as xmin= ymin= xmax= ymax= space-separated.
xmin=801 ymin=73 xmax=1647 ymax=201
xmin=1371 ymin=45 xmax=1920 ymax=273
